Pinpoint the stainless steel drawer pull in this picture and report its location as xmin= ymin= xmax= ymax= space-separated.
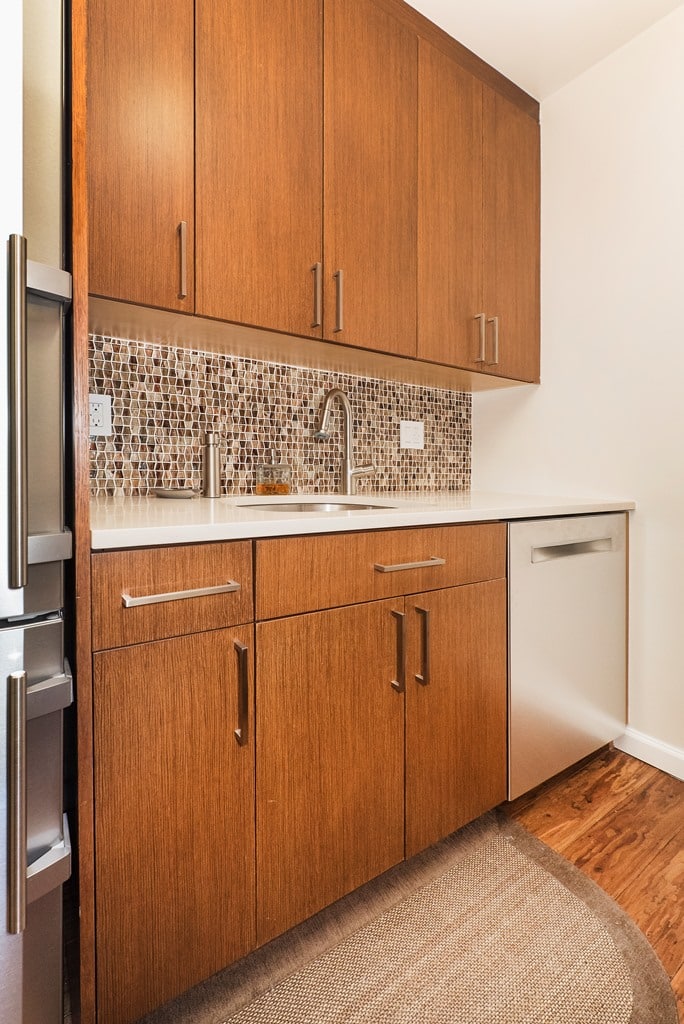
xmin=311 ymin=261 xmax=322 ymax=328
xmin=333 ymin=268 xmax=344 ymax=332
xmin=374 ymin=556 xmax=446 ymax=574
xmin=234 ymin=641 xmax=249 ymax=746
xmin=9 ymin=234 xmax=28 ymax=590
xmin=391 ymin=610 xmax=405 ymax=693
xmin=178 ymin=220 xmax=188 ymax=299
xmin=475 ymin=313 xmax=486 ymax=363
xmin=7 ymin=671 xmax=27 ymax=934
xmin=121 ymin=581 xmax=241 ymax=607
xmin=487 ymin=315 xmax=499 ymax=365
xmin=531 ymin=538 xmax=613 ymax=563
xmin=415 ymin=607 xmax=430 ymax=686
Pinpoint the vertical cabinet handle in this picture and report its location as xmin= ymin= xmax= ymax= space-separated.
xmin=487 ymin=315 xmax=500 ymax=365
xmin=7 ymin=671 xmax=27 ymax=934
xmin=390 ymin=610 xmax=405 ymax=693
xmin=415 ymin=607 xmax=430 ymax=686
xmin=233 ymin=641 xmax=249 ymax=746
xmin=333 ymin=268 xmax=344 ymax=332
xmin=475 ymin=313 xmax=486 ymax=364
xmin=311 ymin=262 xmax=322 ymax=328
xmin=8 ymin=234 xmax=28 ymax=590
xmin=177 ymin=221 xmax=188 ymax=299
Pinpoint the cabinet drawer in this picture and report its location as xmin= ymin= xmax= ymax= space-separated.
xmin=256 ymin=523 xmax=505 ymax=619
xmin=92 ymin=541 xmax=253 ymax=650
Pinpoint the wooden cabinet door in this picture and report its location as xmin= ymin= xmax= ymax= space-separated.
xmin=323 ymin=0 xmax=417 ymax=356
xmin=483 ymin=86 xmax=540 ymax=383
xmin=93 ymin=627 xmax=255 ymax=1024
xmin=256 ymin=599 xmax=405 ymax=944
xmin=196 ymin=0 xmax=323 ymax=337
xmin=405 ymin=580 xmax=507 ymax=859
xmin=87 ymin=0 xmax=194 ymax=311
xmin=417 ymin=41 xmax=484 ymax=371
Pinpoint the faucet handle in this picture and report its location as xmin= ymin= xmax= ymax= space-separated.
xmin=351 ymin=463 xmax=375 ymax=479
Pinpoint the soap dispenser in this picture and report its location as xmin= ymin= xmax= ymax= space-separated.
xmin=202 ymin=431 xmax=221 ymax=498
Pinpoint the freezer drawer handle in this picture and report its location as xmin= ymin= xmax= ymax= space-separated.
xmin=374 ymin=556 xmax=446 ymax=574
xmin=121 ymin=581 xmax=241 ymax=607
xmin=531 ymin=537 xmax=613 ymax=563
xmin=7 ymin=671 xmax=27 ymax=934
xmin=8 ymin=234 xmax=28 ymax=590
xmin=27 ymin=814 xmax=72 ymax=906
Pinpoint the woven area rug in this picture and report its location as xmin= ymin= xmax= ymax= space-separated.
xmin=140 ymin=811 xmax=676 ymax=1024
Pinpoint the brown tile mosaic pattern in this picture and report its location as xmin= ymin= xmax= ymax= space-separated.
xmin=89 ymin=336 xmax=472 ymax=497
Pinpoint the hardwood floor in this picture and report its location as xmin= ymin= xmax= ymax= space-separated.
xmin=505 ymin=747 xmax=684 ymax=1022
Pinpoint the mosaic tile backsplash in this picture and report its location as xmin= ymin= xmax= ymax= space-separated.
xmin=89 ymin=335 xmax=472 ymax=497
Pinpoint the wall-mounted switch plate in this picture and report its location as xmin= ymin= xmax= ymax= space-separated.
xmin=89 ymin=393 xmax=112 ymax=437
xmin=400 ymin=420 xmax=424 ymax=450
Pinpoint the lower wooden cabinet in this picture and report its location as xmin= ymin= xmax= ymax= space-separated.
xmin=256 ymin=599 xmax=406 ymax=944
xmin=405 ymin=580 xmax=507 ymax=858
xmin=93 ymin=627 xmax=255 ymax=1024
xmin=89 ymin=525 xmax=508 ymax=1020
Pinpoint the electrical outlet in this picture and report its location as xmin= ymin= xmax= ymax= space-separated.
xmin=400 ymin=420 xmax=424 ymax=450
xmin=89 ymin=394 xmax=112 ymax=437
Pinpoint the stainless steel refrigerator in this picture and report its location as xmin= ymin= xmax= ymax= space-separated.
xmin=2 ymin=0 xmax=73 ymax=1020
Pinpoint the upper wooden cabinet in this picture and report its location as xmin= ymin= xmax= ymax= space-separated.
xmin=87 ymin=0 xmax=195 ymax=311
xmin=482 ymin=85 xmax=540 ymax=383
xmin=86 ymin=0 xmax=539 ymax=379
xmin=195 ymin=0 xmax=323 ymax=337
xmin=417 ymin=41 xmax=540 ymax=382
xmin=323 ymin=0 xmax=417 ymax=357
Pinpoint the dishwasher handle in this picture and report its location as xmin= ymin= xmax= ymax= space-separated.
xmin=531 ymin=536 xmax=613 ymax=563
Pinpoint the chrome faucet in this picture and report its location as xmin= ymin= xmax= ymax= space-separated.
xmin=313 ymin=388 xmax=375 ymax=495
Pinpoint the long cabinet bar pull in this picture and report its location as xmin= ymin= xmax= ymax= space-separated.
xmin=8 ymin=671 xmax=27 ymax=934
xmin=233 ymin=641 xmax=249 ymax=746
xmin=475 ymin=313 xmax=487 ymax=363
xmin=311 ymin=262 xmax=322 ymax=328
xmin=415 ymin=607 xmax=430 ymax=686
xmin=121 ymin=581 xmax=240 ymax=608
xmin=487 ymin=315 xmax=499 ymax=365
xmin=177 ymin=221 xmax=188 ymax=299
xmin=374 ymin=556 xmax=446 ymax=574
xmin=390 ymin=610 xmax=406 ymax=693
xmin=333 ymin=268 xmax=344 ymax=332
xmin=8 ymin=234 xmax=28 ymax=589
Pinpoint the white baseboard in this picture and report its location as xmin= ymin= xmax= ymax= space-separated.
xmin=614 ymin=727 xmax=684 ymax=781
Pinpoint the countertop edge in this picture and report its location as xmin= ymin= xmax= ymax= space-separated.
xmin=89 ymin=494 xmax=636 ymax=550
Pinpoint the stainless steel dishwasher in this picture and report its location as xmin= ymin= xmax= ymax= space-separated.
xmin=508 ymin=513 xmax=627 ymax=800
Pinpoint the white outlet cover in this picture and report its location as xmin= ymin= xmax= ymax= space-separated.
xmin=400 ymin=420 xmax=425 ymax=450
xmin=89 ymin=393 xmax=112 ymax=437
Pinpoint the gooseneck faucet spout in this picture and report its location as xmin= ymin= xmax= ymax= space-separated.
xmin=314 ymin=388 xmax=375 ymax=495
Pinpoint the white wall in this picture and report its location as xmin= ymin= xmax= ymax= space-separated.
xmin=473 ymin=6 xmax=684 ymax=769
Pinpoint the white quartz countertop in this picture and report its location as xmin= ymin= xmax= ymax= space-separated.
xmin=90 ymin=491 xmax=636 ymax=550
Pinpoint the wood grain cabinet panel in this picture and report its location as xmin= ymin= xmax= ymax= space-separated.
xmin=87 ymin=0 xmax=195 ymax=311
xmin=256 ymin=523 xmax=506 ymax=618
xmin=483 ymin=85 xmax=541 ymax=383
xmin=94 ymin=626 xmax=255 ymax=1024
xmin=256 ymin=600 xmax=405 ymax=944
xmin=195 ymin=0 xmax=323 ymax=337
xmin=417 ymin=41 xmax=540 ymax=382
xmin=91 ymin=541 xmax=253 ymax=650
xmin=405 ymin=579 xmax=508 ymax=858
xmin=323 ymin=0 xmax=417 ymax=356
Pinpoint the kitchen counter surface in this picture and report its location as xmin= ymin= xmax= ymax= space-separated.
xmin=90 ymin=491 xmax=636 ymax=549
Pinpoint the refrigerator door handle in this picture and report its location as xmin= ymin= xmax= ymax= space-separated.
xmin=7 ymin=670 xmax=27 ymax=934
xmin=27 ymin=529 xmax=72 ymax=566
xmin=8 ymin=233 xmax=29 ymax=591
xmin=27 ymin=814 xmax=71 ymax=906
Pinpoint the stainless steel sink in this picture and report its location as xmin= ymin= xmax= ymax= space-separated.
xmin=238 ymin=501 xmax=394 ymax=513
